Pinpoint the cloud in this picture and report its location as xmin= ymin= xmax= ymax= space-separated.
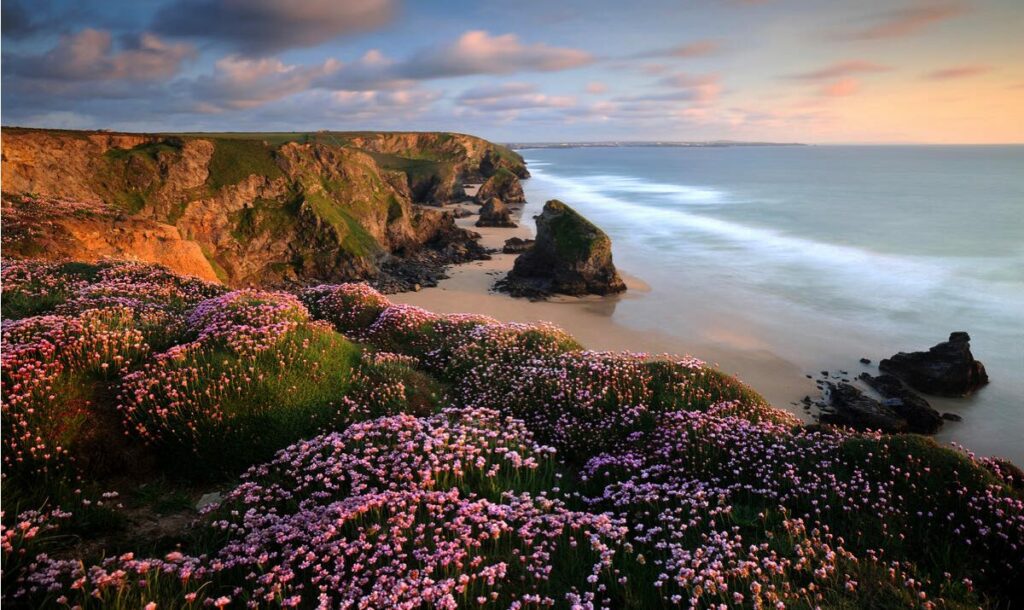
xmin=586 ymin=81 xmax=608 ymax=94
xmin=845 ymin=3 xmax=967 ymax=40
xmin=5 ymin=29 xmax=195 ymax=82
xmin=925 ymin=64 xmax=990 ymax=80
xmin=153 ymin=0 xmax=396 ymax=54
xmin=400 ymin=30 xmax=593 ymax=78
xmin=653 ymin=73 xmax=722 ymax=104
xmin=788 ymin=60 xmax=890 ymax=81
xmin=819 ymin=78 xmax=861 ymax=97
xmin=456 ymin=82 xmax=576 ymax=113
xmin=190 ymin=55 xmax=328 ymax=111
xmin=631 ymin=39 xmax=720 ymax=59
xmin=1 ymin=0 xmax=38 ymax=39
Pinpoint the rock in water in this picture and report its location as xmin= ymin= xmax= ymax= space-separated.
xmin=502 ymin=237 xmax=535 ymax=254
xmin=820 ymin=382 xmax=908 ymax=433
xmin=858 ymin=373 xmax=944 ymax=434
xmin=476 ymin=198 xmax=517 ymax=228
xmin=500 ymin=200 xmax=626 ymax=298
xmin=476 ymin=168 xmax=525 ymax=204
xmin=879 ymin=332 xmax=989 ymax=397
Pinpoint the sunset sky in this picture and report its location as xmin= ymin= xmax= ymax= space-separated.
xmin=3 ymin=0 xmax=1022 ymax=143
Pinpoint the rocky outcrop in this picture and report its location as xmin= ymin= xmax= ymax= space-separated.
xmin=879 ymin=332 xmax=989 ymax=396
xmin=1 ymin=128 xmax=500 ymax=287
xmin=1 ymin=194 xmax=220 ymax=282
xmin=500 ymin=200 xmax=626 ymax=298
xmin=476 ymin=198 xmax=516 ymax=228
xmin=344 ymin=132 xmax=527 ymax=203
xmin=858 ymin=373 xmax=944 ymax=434
xmin=502 ymin=237 xmax=535 ymax=254
xmin=819 ymin=382 xmax=908 ymax=433
xmin=479 ymin=148 xmax=530 ymax=179
xmin=476 ymin=169 xmax=525 ymax=204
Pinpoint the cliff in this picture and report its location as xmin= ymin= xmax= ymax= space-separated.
xmin=0 ymin=128 xmax=527 ymax=286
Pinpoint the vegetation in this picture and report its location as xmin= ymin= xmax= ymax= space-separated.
xmin=3 ymin=261 xmax=1021 ymax=609
xmin=205 ymin=138 xmax=285 ymax=191
xmin=544 ymin=199 xmax=608 ymax=260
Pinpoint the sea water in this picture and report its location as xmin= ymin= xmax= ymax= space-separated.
xmin=518 ymin=145 xmax=1024 ymax=463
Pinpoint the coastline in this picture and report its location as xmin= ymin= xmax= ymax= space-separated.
xmin=394 ymin=188 xmax=818 ymax=414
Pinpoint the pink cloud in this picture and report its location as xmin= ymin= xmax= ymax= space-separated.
xmin=632 ymin=39 xmax=721 ymax=59
xmin=925 ymin=64 xmax=990 ymax=80
xmin=456 ymin=82 xmax=576 ymax=113
xmin=8 ymin=29 xmax=194 ymax=82
xmin=819 ymin=78 xmax=861 ymax=97
xmin=789 ymin=60 xmax=890 ymax=81
xmin=847 ymin=3 xmax=967 ymax=40
xmin=404 ymin=31 xmax=593 ymax=78
xmin=586 ymin=81 xmax=608 ymax=94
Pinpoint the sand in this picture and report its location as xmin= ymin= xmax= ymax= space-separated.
xmin=393 ymin=188 xmax=818 ymax=413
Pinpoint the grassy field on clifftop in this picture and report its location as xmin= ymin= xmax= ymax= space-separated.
xmin=1 ymin=259 xmax=1022 ymax=609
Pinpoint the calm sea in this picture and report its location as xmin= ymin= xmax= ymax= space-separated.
xmin=518 ymin=145 xmax=1024 ymax=463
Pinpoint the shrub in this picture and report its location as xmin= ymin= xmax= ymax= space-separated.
xmin=118 ymin=322 xmax=359 ymax=475
xmin=299 ymin=282 xmax=390 ymax=336
xmin=2 ymin=306 xmax=174 ymax=480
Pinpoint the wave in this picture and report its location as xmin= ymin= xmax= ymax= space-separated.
xmin=527 ymin=163 xmax=1024 ymax=326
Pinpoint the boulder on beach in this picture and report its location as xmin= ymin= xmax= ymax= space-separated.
xmin=476 ymin=198 xmax=517 ymax=228
xmin=502 ymin=237 xmax=535 ymax=254
xmin=500 ymin=199 xmax=626 ymax=298
xmin=879 ymin=332 xmax=989 ymax=397
xmin=859 ymin=373 xmax=944 ymax=434
xmin=476 ymin=168 xmax=525 ymax=204
xmin=819 ymin=382 xmax=908 ymax=433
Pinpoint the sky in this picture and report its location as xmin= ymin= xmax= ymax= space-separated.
xmin=2 ymin=0 xmax=1022 ymax=143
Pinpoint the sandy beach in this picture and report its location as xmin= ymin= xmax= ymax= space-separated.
xmin=393 ymin=186 xmax=818 ymax=413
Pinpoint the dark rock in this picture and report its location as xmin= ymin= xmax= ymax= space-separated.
xmin=860 ymin=358 xmax=872 ymax=365
xmin=476 ymin=168 xmax=525 ymax=204
xmin=498 ymin=200 xmax=626 ymax=298
xmin=476 ymin=198 xmax=517 ymax=228
xmin=451 ymin=206 xmax=474 ymax=219
xmin=819 ymin=382 xmax=908 ymax=433
xmin=941 ymin=412 xmax=962 ymax=422
xmin=858 ymin=372 xmax=944 ymax=434
xmin=373 ymin=225 xmax=489 ymax=294
xmin=502 ymin=237 xmax=535 ymax=254
xmin=879 ymin=332 xmax=989 ymax=397
xmin=820 ymin=371 xmax=829 ymax=377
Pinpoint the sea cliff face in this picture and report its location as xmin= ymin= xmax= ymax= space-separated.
xmin=0 ymin=128 xmax=527 ymax=286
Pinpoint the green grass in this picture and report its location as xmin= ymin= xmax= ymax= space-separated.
xmin=138 ymin=325 xmax=360 ymax=476
xmin=304 ymin=191 xmax=381 ymax=257
xmin=205 ymin=138 xmax=285 ymax=191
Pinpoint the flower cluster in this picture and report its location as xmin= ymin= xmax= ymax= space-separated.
xmin=2 ymin=306 xmax=169 ymax=476
xmin=578 ymin=407 xmax=1024 ymax=606
xmin=1 ymin=194 xmax=112 ymax=250
xmin=118 ymin=290 xmax=355 ymax=471
xmin=2 ymin=269 xmax=1022 ymax=609
xmin=299 ymin=283 xmax=390 ymax=336
xmin=186 ymin=289 xmax=309 ymax=352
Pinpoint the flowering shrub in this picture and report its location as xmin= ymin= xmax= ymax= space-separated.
xmin=299 ymin=283 xmax=390 ymax=336
xmin=579 ymin=408 xmax=1024 ymax=606
xmin=2 ymin=267 xmax=1022 ymax=608
xmin=119 ymin=320 xmax=358 ymax=474
xmin=186 ymin=289 xmax=309 ymax=351
xmin=2 ymin=306 xmax=174 ymax=478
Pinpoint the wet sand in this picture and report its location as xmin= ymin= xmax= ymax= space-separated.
xmin=394 ymin=187 xmax=818 ymax=413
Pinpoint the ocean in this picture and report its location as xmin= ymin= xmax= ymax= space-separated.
xmin=517 ymin=145 xmax=1024 ymax=463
